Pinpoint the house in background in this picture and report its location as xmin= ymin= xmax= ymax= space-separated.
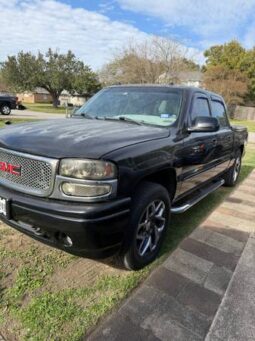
xmin=59 ymin=90 xmax=87 ymax=107
xmin=17 ymin=88 xmax=87 ymax=106
xmin=158 ymin=71 xmax=203 ymax=88
xmin=17 ymin=87 xmax=52 ymax=104
xmin=178 ymin=71 xmax=203 ymax=87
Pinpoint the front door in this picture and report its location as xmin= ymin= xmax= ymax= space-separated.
xmin=178 ymin=93 xmax=218 ymax=197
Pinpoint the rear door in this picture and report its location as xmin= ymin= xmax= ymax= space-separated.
xmin=210 ymin=97 xmax=234 ymax=175
xmin=178 ymin=93 xmax=218 ymax=196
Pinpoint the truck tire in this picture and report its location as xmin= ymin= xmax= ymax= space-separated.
xmin=0 ymin=104 xmax=11 ymax=115
xmin=120 ymin=182 xmax=171 ymax=270
xmin=223 ymin=150 xmax=242 ymax=187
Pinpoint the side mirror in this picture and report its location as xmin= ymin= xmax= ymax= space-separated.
xmin=188 ymin=116 xmax=219 ymax=133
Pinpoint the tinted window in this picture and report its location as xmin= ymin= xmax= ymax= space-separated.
xmin=211 ymin=100 xmax=228 ymax=127
xmin=191 ymin=97 xmax=210 ymax=123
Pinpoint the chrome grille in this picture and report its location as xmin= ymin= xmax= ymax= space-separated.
xmin=0 ymin=148 xmax=58 ymax=197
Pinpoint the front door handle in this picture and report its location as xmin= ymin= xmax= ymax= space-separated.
xmin=212 ymin=138 xmax=217 ymax=146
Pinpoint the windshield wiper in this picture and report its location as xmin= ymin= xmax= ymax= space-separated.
xmin=104 ymin=116 xmax=142 ymax=126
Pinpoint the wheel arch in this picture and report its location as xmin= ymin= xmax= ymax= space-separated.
xmin=135 ymin=168 xmax=177 ymax=201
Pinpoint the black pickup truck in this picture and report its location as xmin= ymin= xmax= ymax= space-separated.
xmin=0 ymin=85 xmax=248 ymax=269
xmin=0 ymin=94 xmax=17 ymax=115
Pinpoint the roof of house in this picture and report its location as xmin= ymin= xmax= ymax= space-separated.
xmin=178 ymin=71 xmax=203 ymax=82
xmin=17 ymin=87 xmax=51 ymax=95
xmin=34 ymin=87 xmax=50 ymax=94
xmin=158 ymin=70 xmax=203 ymax=83
xmin=60 ymin=90 xmax=88 ymax=97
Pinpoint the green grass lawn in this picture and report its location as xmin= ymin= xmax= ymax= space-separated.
xmin=23 ymin=103 xmax=66 ymax=114
xmin=0 ymin=143 xmax=255 ymax=341
xmin=230 ymin=119 xmax=255 ymax=132
xmin=244 ymin=143 xmax=255 ymax=166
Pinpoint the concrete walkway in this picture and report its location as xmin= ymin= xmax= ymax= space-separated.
xmin=206 ymin=236 xmax=255 ymax=340
xmin=88 ymin=170 xmax=255 ymax=341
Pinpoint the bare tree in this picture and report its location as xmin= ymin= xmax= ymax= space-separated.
xmin=99 ymin=36 xmax=199 ymax=85
xmin=152 ymin=37 xmax=191 ymax=82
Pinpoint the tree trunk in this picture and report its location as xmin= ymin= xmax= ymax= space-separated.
xmin=51 ymin=93 xmax=59 ymax=108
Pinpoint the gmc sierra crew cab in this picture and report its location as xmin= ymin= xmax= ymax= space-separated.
xmin=0 ymin=85 xmax=248 ymax=270
xmin=0 ymin=94 xmax=17 ymax=115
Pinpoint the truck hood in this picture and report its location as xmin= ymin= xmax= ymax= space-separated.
xmin=0 ymin=118 xmax=169 ymax=159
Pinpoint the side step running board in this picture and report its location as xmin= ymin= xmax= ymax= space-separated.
xmin=171 ymin=179 xmax=225 ymax=214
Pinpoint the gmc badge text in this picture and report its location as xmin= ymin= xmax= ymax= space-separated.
xmin=0 ymin=86 xmax=248 ymax=270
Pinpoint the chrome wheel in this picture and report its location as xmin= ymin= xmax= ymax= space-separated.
xmin=136 ymin=200 xmax=166 ymax=257
xmin=1 ymin=105 xmax=11 ymax=115
xmin=233 ymin=157 xmax=241 ymax=182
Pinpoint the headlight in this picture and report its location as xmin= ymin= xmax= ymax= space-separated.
xmin=59 ymin=159 xmax=117 ymax=180
xmin=61 ymin=182 xmax=111 ymax=197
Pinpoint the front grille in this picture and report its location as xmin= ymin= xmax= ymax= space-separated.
xmin=0 ymin=148 xmax=58 ymax=197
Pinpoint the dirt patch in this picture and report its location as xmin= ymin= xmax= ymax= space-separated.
xmin=0 ymin=222 xmax=37 ymax=256
xmin=46 ymin=257 xmax=127 ymax=292
xmin=0 ymin=222 xmax=127 ymax=293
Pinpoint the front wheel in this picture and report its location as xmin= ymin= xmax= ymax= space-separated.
xmin=0 ymin=104 xmax=11 ymax=115
xmin=223 ymin=150 xmax=242 ymax=187
xmin=120 ymin=182 xmax=170 ymax=270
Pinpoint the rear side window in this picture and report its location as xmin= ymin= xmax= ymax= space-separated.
xmin=191 ymin=97 xmax=210 ymax=123
xmin=211 ymin=100 xmax=228 ymax=127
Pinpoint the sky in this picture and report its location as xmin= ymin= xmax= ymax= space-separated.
xmin=0 ymin=0 xmax=254 ymax=70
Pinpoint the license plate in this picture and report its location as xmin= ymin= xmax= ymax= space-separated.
xmin=0 ymin=197 xmax=7 ymax=217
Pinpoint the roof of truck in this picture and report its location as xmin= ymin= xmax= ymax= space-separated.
xmin=107 ymin=84 xmax=223 ymax=100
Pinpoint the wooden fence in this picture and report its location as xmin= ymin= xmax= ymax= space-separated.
xmin=233 ymin=106 xmax=255 ymax=121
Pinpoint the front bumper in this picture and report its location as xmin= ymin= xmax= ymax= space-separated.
xmin=0 ymin=185 xmax=131 ymax=258
xmin=10 ymin=101 xmax=17 ymax=110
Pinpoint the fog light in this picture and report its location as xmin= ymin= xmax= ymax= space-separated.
xmin=61 ymin=182 xmax=111 ymax=197
xmin=56 ymin=232 xmax=73 ymax=247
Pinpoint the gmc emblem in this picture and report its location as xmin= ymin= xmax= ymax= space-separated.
xmin=0 ymin=161 xmax=21 ymax=176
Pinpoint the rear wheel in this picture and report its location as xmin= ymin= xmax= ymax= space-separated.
xmin=120 ymin=182 xmax=170 ymax=270
xmin=223 ymin=150 xmax=242 ymax=187
xmin=0 ymin=104 xmax=11 ymax=115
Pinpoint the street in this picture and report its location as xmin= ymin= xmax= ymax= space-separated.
xmin=2 ymin=109 xmax=66 ymax=120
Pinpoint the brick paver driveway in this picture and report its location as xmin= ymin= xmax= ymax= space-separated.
xmin=88 ymin=170 xmax=255 ymax=341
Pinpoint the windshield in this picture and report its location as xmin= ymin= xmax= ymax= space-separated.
xmin=75 ymin=87 xmax=183 ymax=127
